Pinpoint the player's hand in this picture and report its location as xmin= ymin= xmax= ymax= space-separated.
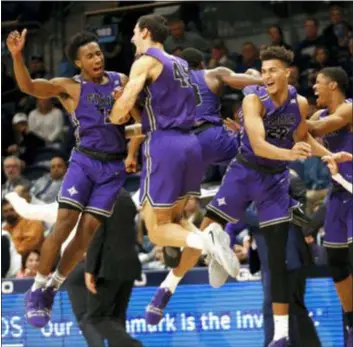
xmin=245 ymin=69 xmax=261 ymax=78
xmin=330 ymin=151 xmax=353 ymax=164
xmin=7 ymin=29 xmax=27 ymax=57
xmin=322 ymin=155 xmax=339 ymax=176
xmin=289 ymin=142 xmax=312 ymax=161
xmin=224 ymin=117 xmax=241 ymax=132
xmin=85 ymin=272 xmax=97 ymax=294
xmin=112 ymin=87 xmax=124 ymax=101
xmin=125 ymin=155 xmax=137 ymax=173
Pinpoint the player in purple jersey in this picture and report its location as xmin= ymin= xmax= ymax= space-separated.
xmin=155 ymin=48 xmax=263 ymax=292
xmin=306 ymin=67 xmax=353 ymax=345
xmin=109 ymin=14 xmax=239 ymax=324
xmin=7 ymin=30 xmax=132 ymax=329
xmin=200 ymin=46 xmax=338 ymax=347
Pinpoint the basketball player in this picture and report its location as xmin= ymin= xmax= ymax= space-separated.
xmin=155 ymin=48 xmax=263 ymax=293
xmin=307 ymin=67 xmax=353 ymax=346
xmin=7 ymin=30 xmax=129 ymax=328
xmin=109 ymin=13 xmax=239 ymax=321
xmin=150 ymin=45 xmax=339 ymax=345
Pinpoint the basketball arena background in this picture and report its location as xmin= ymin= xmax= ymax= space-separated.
xmin=2 ymin=1 xmax=353 ymax=347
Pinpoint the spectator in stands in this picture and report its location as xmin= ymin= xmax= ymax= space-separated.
xmin=171 ymin=47 xmax=183 ymax=57
xmin=16 ymin=250 xmax=40 ymax=278
xmin=164 ymin=18 xmax=210 ymax=54
xmin=288 ymin=65 xmax=302 ymax=92
xmin=2 ymin=229 xmax=22 ymax=278
xmin=322 ymin=5 xmax=352 ymax=57
xmin=28 ymin=98 xmax=64 ymax=143
xmin=208 ymin=39 xmax=237 ymax=70
xmin=29 ymin=55 xmax=49 ymax=79
xmin=295 ymin=18 xmax=324 ymax=71
xmin=9 ymin=113 xmax=46 ymax=165
xmin=2 ymin=199 xmax=44 ymax=256
xmin=30 ymin=156 xmax=67 ymax=203
xmin=267 ymin=24 xmax=292 ymax=50
xmin=236 ymin=41 xmax=261 ymax=73
xmin=183 ymin=197 xmax=204 ymax=228
xmin=1 ymin=156 xmax=30 ymax=199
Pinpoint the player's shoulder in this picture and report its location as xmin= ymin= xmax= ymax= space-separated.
xmin=296 ymin=93 xmax=308 ymax=105
xmin=50 ymin=77 xmax=74 ymax=86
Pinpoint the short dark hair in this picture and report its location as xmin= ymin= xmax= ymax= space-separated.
xmin=180 ymin=48 xmax=204 ymax=69
xmin=137 ymin=14 xmax=169 ymax=44
xmin=260 ymin=46 xmax=294 ymax=66
xmin=305 ymin=17 xmax=319 ymax=27
xmin=66 ymin=31 xmax=99 ymax=63
xmin=320 ymin=67 xmax=349 ymax=94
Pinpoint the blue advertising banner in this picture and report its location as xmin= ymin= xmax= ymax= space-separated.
xmin=1 ymin=269 xmax=344 ymax=347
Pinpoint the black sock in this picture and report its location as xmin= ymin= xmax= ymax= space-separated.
xmin=345 ymin=311 xmax=353 ymax=328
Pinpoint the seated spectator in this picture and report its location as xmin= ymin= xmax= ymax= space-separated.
xmin=2 ymin=156 xmax=30 ymax=199
xmin=28 ymin=98 xmax=64 ymax=143
xmin=165 ymin=18 xmax=210 ymax=54
xmin=267 ymin=24 xmax=292 ymax=50
xmin=30 ymin=156 xmax=67 ymax=203
xmin=288 ymin=65 xmax=303 ymax=94
xmin=30 ymin=55 xmax=50 ymax=79
xmin=2 ymin=229 xmax=22 ymax=278
xmin=303 ymin=46 xmax=333 ymax=94
xmin=295 ymin=18 xmax=325 ymax=71
xmin=236 ymin=42 xmax=261 ymax=73
xmin=2 ymin=199 xmax=44 ymax=256
xmin=208 ymin=39 xmax=237 ymax=70
xmin=322 ymin=5 xmax=352 ymax=58
xmin=16 ymin=250 xmax=40 ymax=278
xmin=171 ymin=47 xmax=183 ymax=57
xmin=10 ymin=113 xmax=46 ymax=165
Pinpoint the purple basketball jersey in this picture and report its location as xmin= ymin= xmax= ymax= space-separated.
xmin=70 ymin=71 xmax=126 ymax=154
xmin=238 ymin=85 xmax=301 ymax=168
xmin=188 ymin=69 xmax=222 ymax=125
xmin=140 ymin=48 xmax=196 ymax=133
xmin=320 ymin=99 xmax=353 ymax=185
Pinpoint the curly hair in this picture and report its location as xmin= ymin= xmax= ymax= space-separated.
xmin=260 ymin=46 xmax=294 ymax=66
xmin=66 ymin=31 xmax=99 ymax=64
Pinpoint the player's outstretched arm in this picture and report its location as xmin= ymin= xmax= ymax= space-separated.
xmin=243 ymin=94 xmax=309 ymax=161
xmin=7 ymin=29 xmax=69 ymax=99
xmin=210 ymin=67 xmax=263 ymax=89
xmin=110 ymin=55 xmax=154 ymax=124
xmin=307 ymin=102 xmax=352 ymax=137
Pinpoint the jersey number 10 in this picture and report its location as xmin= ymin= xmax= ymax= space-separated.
xmin=173 ymin=62 xmax=202 ymax=106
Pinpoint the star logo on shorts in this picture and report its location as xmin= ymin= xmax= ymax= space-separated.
xmin=67 ymin=186 xmax=78 ymax=197
xmin=217 ymin=197 xmax=226 ymax=206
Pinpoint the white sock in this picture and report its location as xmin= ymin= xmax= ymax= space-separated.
xmin=46 ymin=270 xmax=66 ymax=290
xmin=185 ymin=231 xmax=205 ymax=250
xmin=273 ymin=314 xmax=289 ymax=341
xmin=32 ymin=273 xmax=49 ymax=291
xmin=160 ymin=271 xmax=182 ymax=293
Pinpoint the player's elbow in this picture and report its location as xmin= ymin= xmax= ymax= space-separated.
xmin=251 ymin=140 xmax=265 ymax=156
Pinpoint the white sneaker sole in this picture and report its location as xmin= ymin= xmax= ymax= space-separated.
xmin=213 ymin=230 xmax=240 ymax=278
xmin=208 ymin=257 xmax=229 ymax=288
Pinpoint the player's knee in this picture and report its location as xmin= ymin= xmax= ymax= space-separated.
xmin=75 ymin=213 xmax=102 ymax=244
xmin=326 ymin=247 xmax=350 ymax=283
xmin=52 ymin=207 xmax=81 ymax=243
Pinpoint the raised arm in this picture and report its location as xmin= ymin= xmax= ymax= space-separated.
xmin=7 ymin=30 xmax=70 ymax=99
xmin=243 ymin=94 xmax=309 ymax=161
xmin=208 ymin=67 xmax=263 ymax=89
xmin=306 ymin=102 xmax=352 ymax=137
xmin=110 ymin=55 xmax=155 ymax=124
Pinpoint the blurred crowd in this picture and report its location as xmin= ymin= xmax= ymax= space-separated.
xmin=1 ymin=4 xmax=352 ymax=279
